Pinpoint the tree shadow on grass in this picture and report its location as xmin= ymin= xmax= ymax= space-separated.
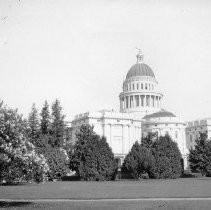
xmin=0 ymin=201 xmax=33 ymax=208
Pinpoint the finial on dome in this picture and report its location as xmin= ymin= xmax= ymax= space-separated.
xmin=136 ymin=47 xmax=144 ymax=63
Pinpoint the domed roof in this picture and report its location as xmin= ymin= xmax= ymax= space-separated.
xmin=126 ymin=63 xmax=155 ymax=79
xmin=143 ymin=109 xmax=176 ymax=119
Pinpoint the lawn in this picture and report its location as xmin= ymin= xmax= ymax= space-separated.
xmin=1 ymin=178 xmax=211 ymax=200
xmin=1 ymin=178 xmax=211 ymax=209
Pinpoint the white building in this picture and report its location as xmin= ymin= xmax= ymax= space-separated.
xmin=71 ymin=50 xmax=188 ymax=168
xmin=186 ymin=118 xmax=211 ymax=150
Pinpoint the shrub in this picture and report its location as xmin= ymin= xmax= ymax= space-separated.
xmin=69 ymin=125 xmax=117 ymax=181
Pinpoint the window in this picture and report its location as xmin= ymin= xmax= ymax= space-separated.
xmin=175 ymin=131 xmax=178 ymax=139
xmin=129 ymin=84 xmax=131 ymax=91
xmin=145 ymin=83 xmax=147 ymax=89
xmin=190 ymin=135 xmax=192 ymax=143
xmin=141 ymin=83 xmax=143 ymax=89
xmin=149 ymin=84 xmax=151 ymax=90
xmin=133 ymin=84 xmax=135 ymax=90
xmin=137 ymin=83 xmax=139 ymax=90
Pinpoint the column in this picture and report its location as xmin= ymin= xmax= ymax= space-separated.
xmin=141 ymin=95 xmax=143 ymax=107
xmin=123 ymin=97 xmax=125 ymax=109
xmin=120 ymin=97 xmax=123 ymax=111
xmin=152 ymin=96 xmax=154 ymax=107
xmin=148 ymin=95 xmax=150 ymax=107
xmin=144 ymin=95 xmax=146 ymax=107
xmin=132 ymin=95 xmax=134 ymax=108
xmin=110 ymin=124 xmax=112 ymax=147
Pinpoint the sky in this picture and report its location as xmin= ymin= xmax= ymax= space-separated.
xmin=0 ymin=0 xmax=211 ymax=122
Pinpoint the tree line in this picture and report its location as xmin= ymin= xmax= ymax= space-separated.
xmin=1 ymin=100 xmax=211 ymax=183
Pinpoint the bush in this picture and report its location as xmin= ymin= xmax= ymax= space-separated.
xmin=69 ymin=125 xmax=117 ymax=181
xmin=123 ymin=142 xmax=155 ymax=179
xmin=152 ymin=135 xmax=183 ymax=179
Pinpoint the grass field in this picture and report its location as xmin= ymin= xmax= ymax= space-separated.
xmin=1 ymin=178 xmax=211 ymax=209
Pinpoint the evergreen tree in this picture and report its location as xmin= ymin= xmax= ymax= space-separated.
xmin=189 ymin=133 xmax=211 ymax=176
xmin=69 ymin=125 xmax=117 ymax=181
xmin=123 ymin=141 xmax=155 ymax=179
xmin=141 ymin=132 xmax=158 ymax=149
xmin=152 ymin=134 xmax=183 ymax=179
xmin=40 ymin=100 xmax=50 ymax=135
xmin=50 ymin=99 xmax=65 ymax=147
xmin=28 ymin=103 xmax=40 ymax=144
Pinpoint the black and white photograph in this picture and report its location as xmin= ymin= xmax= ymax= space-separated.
xmin=0 ymin=0 xmax=211 ymax=209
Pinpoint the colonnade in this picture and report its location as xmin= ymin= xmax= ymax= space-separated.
xmin=120 ymin=94 xmax=162 ymax=110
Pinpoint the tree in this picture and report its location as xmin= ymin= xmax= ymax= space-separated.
xmin=40 ymin=100 xmax=50 ymax=135
xmin=189 ymin=133 xmax=211 ymax=176
xmin=152 ymin=134 xmax=183 ymax=179
xmin=0 ymin=102 xmax=49 ymax=183
xmin=69 ymin=125 xmax=117 ymax=181
xmin=50 ymin=99 xmax=65 ymax=147
xmin=123 ymin=141 xmax=155 ymax=179
xmin=28 ymin=103 xmax=40 ymax=144
xmin=41 ymin=147 xmax=69 ymax=180
xmin=141 ymin=132 xmax=158 ymax=149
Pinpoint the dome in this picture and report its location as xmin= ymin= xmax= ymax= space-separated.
xmin=126 ymin=63 xmax=155 ymax=79
xmin=143 ymin=109 xmax=176 ymax=119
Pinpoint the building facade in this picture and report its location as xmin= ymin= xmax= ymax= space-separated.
xmin=186 ymin=118 xmax=211 ymax=150
xmin=71 ymin=50 xmax=188 ymax=168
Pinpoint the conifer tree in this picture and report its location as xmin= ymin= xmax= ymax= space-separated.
xmin=40 ymin=100 xmax=50 ymax=135
xmin=189 ymin=133 xmax=211 ymax=176
xmin=28 ymin=103 xmax=40 ymax=143
xmin=50 ymin=99 xmax=65 ymax=147
xmin=69 ymin=125 xmax=117 ymax=181
xmin=152 ymin=134 xmax=183 ymax=179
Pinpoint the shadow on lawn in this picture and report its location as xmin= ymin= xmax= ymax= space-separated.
xmin=0 ymin=201 xmax=33 ymax=208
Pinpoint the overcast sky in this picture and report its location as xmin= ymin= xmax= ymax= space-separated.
xmin=0 ymin=0 xmax=211 ymax=121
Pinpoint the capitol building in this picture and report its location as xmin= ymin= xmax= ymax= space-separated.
xmin=71 ymin=50 xmax=189 ymax=169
